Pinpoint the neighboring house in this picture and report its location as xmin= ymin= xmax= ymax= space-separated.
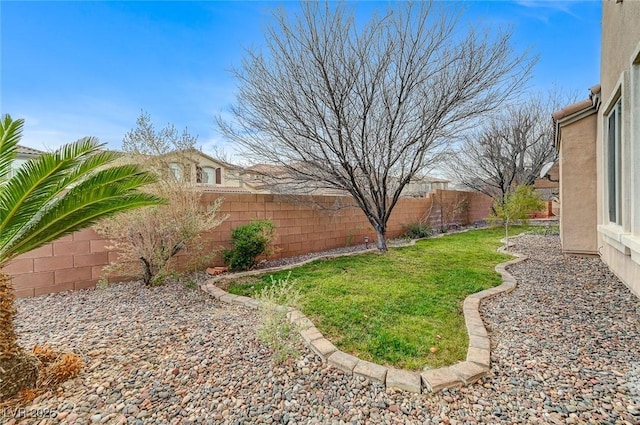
xmin=533 ymin=162 xmax=560 ymax=217
xmin=163 ymin=148 xmax=254 ymax=194
xmin=402 ymin=176 xmax=449 ymax=197
xmin=554 ymin=1 xmax=640 ymax=296
xmin=239 ymin=163 xmax=291 ymax=194
xmin=8 ymin=145 xmax=44 ymax=178
xmin=238 ymin=163 xmax=314 ymax=194
xmin=241 ymin=163 xmax=449 ymax=197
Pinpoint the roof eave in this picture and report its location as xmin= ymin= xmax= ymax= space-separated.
xmin=552 ymin=85 xmax=601 ymax=150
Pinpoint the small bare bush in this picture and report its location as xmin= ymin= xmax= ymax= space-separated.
xmin=96 ymin=112 xmax=228 ymax=286
xmin=97 ymin=194 xmax=225 ymax=285
xmin=256 ymin=273 xmax=302 ymax=365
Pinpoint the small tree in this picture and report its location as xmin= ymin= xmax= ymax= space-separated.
xmin=489 ymin=184 xmax=544 ymax=249
xmin=96 ymin=112 xmax=227 ymax=285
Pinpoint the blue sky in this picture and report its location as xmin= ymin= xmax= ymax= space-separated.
xmin=1 ymin=1 xmax=601 ymax=161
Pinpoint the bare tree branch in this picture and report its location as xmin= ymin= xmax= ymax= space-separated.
xmin=218 ymin=1 xmax=534 ymax=251
xmin=446 ymin=92 xmax=572 ymax=206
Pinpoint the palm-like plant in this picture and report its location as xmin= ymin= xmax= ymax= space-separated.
xmin=0 ymin=115 xmax=163 ymax=400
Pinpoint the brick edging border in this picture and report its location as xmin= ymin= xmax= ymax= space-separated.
xmin=200 ymin=234 xmax=527 ymax=394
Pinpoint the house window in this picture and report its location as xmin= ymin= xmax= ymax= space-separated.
xmin=204 ymin=167 xmax=215 ymax=184
xmin=169 ymin=163 xmax=182 ymax=182
xmin=215 ymin=167 xmax=222 ymax=185
xmin=195 ymin=166 xmax=218 ymax=185
xmin=606 ymin=99 xmax=622 ymax=224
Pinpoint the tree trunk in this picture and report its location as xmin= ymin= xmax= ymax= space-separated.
xmin=0 ymin=271 xmax=38 ymax=401
xmin=0 ymin=272 xmax=19 ymax=359
xmin=376 ymin=229 xmax=388 ymax=252
xmin=140 ymin=257 xmax=153 ymax=286
xmin=505 ymin=220 xmax=509 ymax=251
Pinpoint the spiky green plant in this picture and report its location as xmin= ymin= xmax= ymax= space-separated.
xmin=0 ymin=114 xmax=163 ymax=400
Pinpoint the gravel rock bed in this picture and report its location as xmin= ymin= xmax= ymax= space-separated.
xmin=6 ymin=234 xmax=640 ymax=424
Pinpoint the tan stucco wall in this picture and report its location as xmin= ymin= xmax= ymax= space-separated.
xmin=559 ymin=113 xmax=598 ymax=254
xmin=601 ymin=1 xmax=640 ymax=99
xmin=597 ymin=1 xmax=640 ymax=295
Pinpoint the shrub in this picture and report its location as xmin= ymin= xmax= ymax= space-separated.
xmin=256 ymin=273 xmax=302 ymax=364
xmin=98 ymin=195 xmax=225 ymax=286
xmin=95 ymin=112 xmax=228 ymax=286
xmin=402 ymin=222 xmax=433 ymax=239
xmin=223 ymin=220 xmax=276 ymax=271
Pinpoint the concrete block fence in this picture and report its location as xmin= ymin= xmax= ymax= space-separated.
xmin=5 ymin=228 xmax=111 ymax=298
xmin=201 ymin=240 xmax=527 ymax=394
xmin=8 ymin=190 xmax=492 ymax=298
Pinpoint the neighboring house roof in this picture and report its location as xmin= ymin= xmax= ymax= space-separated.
xmin=201 ymin=187 xmax=253 ymax=194
xmin=16 ymin=145 xmax=45 ymax=156
xmin=241 ymin=163 xmax=289 ymax=176
xmin=409 ymin=175 xmax=450 ymax=184
xmin=242 ymin=163 xmax=450 ymax=196
xmin=166 ymin=148 xmax=238 ymax=169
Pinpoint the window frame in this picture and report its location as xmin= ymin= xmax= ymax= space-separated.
xmin=620 ymin=41 xmax=640 ymax=265
xmin=169 ymin=162 xmax=183 ymax=182
xmin=598 ymin=68 xmax=635 ymax=256
xmin=202 ymin=166 xmax=216 ymax=185
xmin=606 ymin=98 xmax=622 ymax=225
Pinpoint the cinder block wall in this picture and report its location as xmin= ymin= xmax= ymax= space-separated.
xmin=7 ymin=228 xmax=110 ymax=298
xmin=8 ymin=190 xmax=492 ymax=298
xmin=466 ymin=192 xmax=494 ymax=223
xmin=201 ymin=193 xmax=433 ymax=259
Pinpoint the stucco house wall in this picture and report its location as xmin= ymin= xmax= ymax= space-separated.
xmin=557 ymin=113 xmax=598 ymax=254
xmin=597 ymin=0 xmax=640 ymax=296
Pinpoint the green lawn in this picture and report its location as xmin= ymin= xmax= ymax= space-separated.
xmin=228 ymin=226 xmax=527 ymax=370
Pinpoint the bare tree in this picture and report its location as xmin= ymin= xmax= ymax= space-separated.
xmin=447 ymin=93 xmax=566 ymax=205
xmin=218 ymin=2 xmax=534 ymax=251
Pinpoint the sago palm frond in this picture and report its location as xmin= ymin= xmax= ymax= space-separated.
xmin=0 ymin=116 xmax=24 ymax=182
xmin=2 ymin=167 xmax=162 ymax=260
xmin=0 ymin=137 xmax=107 ymax=236
xmin=0 ymin=114 xmax=164 ymax=267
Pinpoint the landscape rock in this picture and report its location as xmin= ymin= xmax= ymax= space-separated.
xmin=4 ymin=234 xmax=639 ymax=424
